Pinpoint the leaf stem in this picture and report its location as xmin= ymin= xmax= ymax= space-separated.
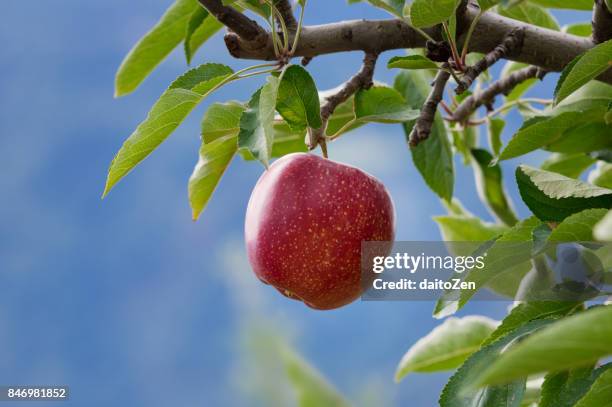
xmin=274 ymin=7 xmax=290 ymax=51
xmin=445 ymin=67 xmax=462 ymax=86
xmin=236 ymin=68 xmax=279 ymax=79
xmin=442 ymin=22 xmax=462 ymax=70
xmin=269 ymin=9 xmax=281 ymax=57
xmin=319 ymin=137 xmax=328 ymax=158
xmin=208 ymin=62 xmax=279 ymax=95
xmin=460 ymin=10 xmax=483 ymax=63
xmin=327 ymin=119 xmax=357 ymax=141
xmin=412 ymin=25 xmax=435 ymax=43
xmin=266 ymin=0 xmax=290 ymax=52
xmin=487 ymin=98 xmax=552 ymax=117
xmin=290 ymin=0 xmax=307 ymax=56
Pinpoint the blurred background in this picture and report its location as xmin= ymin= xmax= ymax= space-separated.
xmin=0 ymin=1 xmax=589 ymax=406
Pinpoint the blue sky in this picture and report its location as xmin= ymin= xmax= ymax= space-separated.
xmin=0 ymin=1 xmax=590 ymax=406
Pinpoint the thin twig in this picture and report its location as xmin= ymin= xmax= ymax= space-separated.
xmin=198 ymin=0 xmax=266 ymax=42
xmin=452 ymin=65 xmax=546 ymax=122
xmin=455 ymin=27 xmax=525 ymax=94
xmin=409 ymin=65 xmax=451 ymax=146
xmin=307 ymin=52 xmax=379 ymax=150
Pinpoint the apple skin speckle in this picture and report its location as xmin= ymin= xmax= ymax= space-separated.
xmin=245 ymin=153 xmax=395 ymax=310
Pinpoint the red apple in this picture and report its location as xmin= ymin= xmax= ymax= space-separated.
xmin=245 ymin=153 xmax=395 ymax=310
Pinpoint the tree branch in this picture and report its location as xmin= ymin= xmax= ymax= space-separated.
xmin=321 ymin=53 xmax=378 ymax=123
xmin=220 ymin=3 xmax=612 ymax=85
xmin=409 ymin=66 xmax=451 ymax=147
xmin=275 ymin=0 xmax=298 ymax=31
xmin=452 ymin=66 xmax=546 ymax=122
xmin=198 ymin=0 xmax=267 ymax=42
xmin=456 ymin=28 xmax=525 ymax=94
xmin=224 ymin=19 xmax=434 ymax=59
xmin=308 ymin=53 xmax=378 ymax=150
xmin=592 ymin=0 xmax=612 ymax=44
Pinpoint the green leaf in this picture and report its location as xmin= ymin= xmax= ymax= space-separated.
xmin=433 ymin=215 xmax=508 ymax=254
xmin=238 ymin=75 xmax=281 ymax=167
xmin=548 ymin=208 xmax=609 ymax=241
xmin=541 ymin=153 xmax=596 ymax=178
xmin=188 ymin=135 xmax=237 ymax=220
xmin=522 ymin=378 xmax=545 ymax=407
xmin=516 ymin=165 xmax=612 ymax=222
xmin=353 ymin=86 xmax=420 ymax=123
xmin=236 ymin=117 xmax=309 ymax=161
xmin=482 ymin=301 xmax=579 ymax=347
xmin=528 ymin=0 xmax=593 ymax=10
xmin=282 ymin=348 xmax=351 ymax=407
xmin=440 ymin=318 xmax=555 ymax=407
xmin=201 ymin=101 xmax=245 ymax=143
xmin=243 ymin=87 xmax=365 ymax=161
xmin=396 ymin=316 xmax=498 ymax=381
xmin=410 ymin=0 xmax=459 ymax=28
xmin=103 ymin=63 xmax=233 ymax=196
xmin=499 ymin=111 xmax=606 ymax=161
xmin=544 ymin=70 xmax=611 ymax=108
xmin=554 ymin=39 xmax=612 ymax=105
xmin=387 ymin=55 xmax=439 ymax=70
xmin=487 ymin=264 xmax=533 ymax=299
xmin=184 ymin=10 xmax=223 ymax=64
xmin=240 ymin=0 xmax=272 ymax=18
xmin=276 ymin=65 xmax=322 ymax=132
xmin=115 ymin=0 xmax=199 ymax=97
xmin=269 ymin=120 xmax=308 ymax=157
xmin=478 ymin=0 xmax=502 ymax=11
xmin=184 ymin=7 xmax=208 ymax=64
xmin=356 ymin=0 xmax=405 ymax=17
xmin=562 ymin=23 xmax=592 ymax=37
xmin=532 ymin=223 xmax=553 ymax=255
xmin=498 ymin=2 xmax=560 ymax=30
xmin=595 ymin=210 xmax=612 ymax=241
xmin=451 ymin=123 xmax=478 ymax=165
xmin=575 ymin=366 xmax=612 ymax=407
xmin=471 ymin=149 xmax=518 ymax=226
xmin=540 ymin=366 xmax=603 ymax=407
xmin=487 ymin=118 xmax=505 ymax=157
xmin=412 ymin=120 xmax=455 ymax=202
xmin=434 ymin=217 xmax=540 ymax=318
xmin=546 ymin=123 xmax=612 ymax=154
xmin=442 ymin=197 xmax=472 ymax=217
xmin=589 ymin=161 xmax=612 ymax=189
xmin=475 ymin=306 xmax=612 ymax=385
xmin=394 ymin=70 xmax=455 ymax=201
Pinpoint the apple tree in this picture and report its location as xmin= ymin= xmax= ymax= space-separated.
xmin=104 ymin=0 xmax=612 ymax=405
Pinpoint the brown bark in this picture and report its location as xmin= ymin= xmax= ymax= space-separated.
xmin=220 ymin=2 xmax=612 ymax=84
xmin=409 ymin=67 xmax=451 ymax=146
xmin=452 ymin=66 xmax=546 ymax=122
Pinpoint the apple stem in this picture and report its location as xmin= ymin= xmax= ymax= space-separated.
xmin=307 ymin=52 xmax=378 ymax=156
xmin=320 ymin=138 xmax=328 ymax=159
